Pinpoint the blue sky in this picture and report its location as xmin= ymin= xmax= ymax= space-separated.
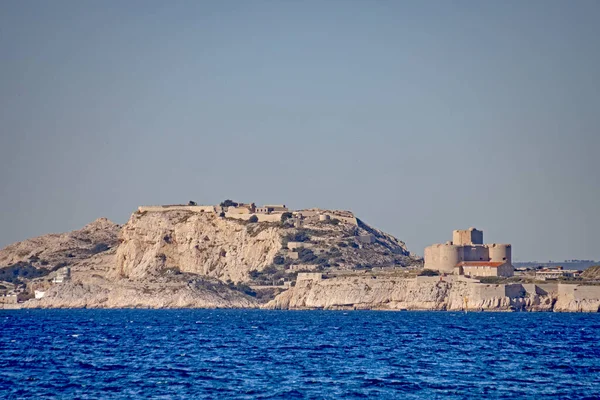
xmin=1 ymin=1 xmax=599 ymax=261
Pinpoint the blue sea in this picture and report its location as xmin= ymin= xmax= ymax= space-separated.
xmin=1 ymin=310 xmax=599 ymax=399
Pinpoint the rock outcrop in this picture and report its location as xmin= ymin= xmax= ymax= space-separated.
xmin=6 ymin=207 xmax=598 ymax=312
xmin=114 ymin=209 xmax=415 ymax=283
xmin=115 ymin=210 xmax=283 ymax=282
xmin=264 ymin=275 xmax=576 ymax=312
xmin=1 ymin=218 xmax=258 ymax=309
xmin=3 ymin=207 xmax=417 ymax=309
xmin=0 ymin=218 xmax=120 ymax=270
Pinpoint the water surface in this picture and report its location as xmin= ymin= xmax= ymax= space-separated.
xmin=1 ymin=310 xmax=599 ymax=399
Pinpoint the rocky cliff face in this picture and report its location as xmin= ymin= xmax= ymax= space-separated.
xmin=115 ymin=210 xmax=284 ymax=282
xmin=0 ymin=217 xmax=259 ymax=309
xmin=1 ymin=208 xmax=419 ymax=309
xmin=114 ymin=209 xmax=415 ymax=283
xmin=0 ymin=218 xmax=120 ymax=270
xmin=265 ymin=276 xmax=559 ymax=312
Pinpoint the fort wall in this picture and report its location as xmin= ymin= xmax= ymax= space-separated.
xmin=425 ymin=228 xmax=513 ymax=277
xmin=452 ymin=228 xmax=483 ymax=245
xmin=505 ymin=284 xmax=526 ymax=298
xmin=471 ymin=284 xmax=505 ymax=300
xmin=424 ymin=244 xmax=461 ymax=273
xmin=297 ymin=272 xmax=323 ymax=281
xmin=287 ymin=242 xmax=315 ymax=250
xmin=139 ymin=205 xmax=216 ymax=213
xmin=572 ymin=285 xmax=600 ymax=301
xmin=225 ymin=213 xmax=282 ymax=223
xmin=462 ymin=246 xmax=489 ymax=262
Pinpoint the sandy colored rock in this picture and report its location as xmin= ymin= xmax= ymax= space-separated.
xmin=264 ymin=275 xmax=572 ymax=312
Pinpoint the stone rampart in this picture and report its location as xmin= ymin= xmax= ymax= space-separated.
xmin=572 ymin=285 xmax=600 ymax=301
xmin=505 ymin=284 xmax=526 ymax=298
xmin=225 ymin=213 xmax=281 ymax=223
xmin=139 ymin=205 xmax=216 ymax=213
xmin=471 ymin=284 xmax=506 ymax=300
xmin=297 ymin=272 xmax=323 ymax=281
xmin=287 ymin=242 xmax=315 ymax=250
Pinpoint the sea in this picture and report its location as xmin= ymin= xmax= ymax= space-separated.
xmin=1 ymin=310 xmax=599 ymax=399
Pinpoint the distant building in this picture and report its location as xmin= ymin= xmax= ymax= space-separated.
xmin=424 ymin=228 xmax=514 ymax=277
xmin=357 ymin=234 xmax=375 ymax=244
xmin=256 ymin=205 xmax=288 ymax=214
xmin=52 ymin=267 xmax=71 ymax=283
xmin=287 ymin=242 xmax=315 ymax=250
xmin=536 ymin=267 xmax=579 ymax=280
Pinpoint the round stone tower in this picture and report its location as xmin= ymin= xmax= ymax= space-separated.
xmin=488 ymin=243 xmax=512 ymax=264
xmin=424 ymin=243 xmax=461 ymax=273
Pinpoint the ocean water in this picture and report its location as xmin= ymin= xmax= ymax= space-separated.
xmin=1 ymin=310 xmax=599 ymax=399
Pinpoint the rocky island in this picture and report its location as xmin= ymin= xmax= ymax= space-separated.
xmin=1 ymin=200 xmax=599 ymax=312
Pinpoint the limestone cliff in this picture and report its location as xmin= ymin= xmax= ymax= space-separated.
xmin=114 ymin=209 xmax=415 ymax=283
xmin=115 ymin=210 xmax=284 ymax=282
xmin=265 ymin=276 xmax=560 ymax=312
xmin=22 ymin=255 xmax=256 ymax=309
xmin=0 ymin=218 xmax=258 ymax=309
xmin=1 ymin=208 xmax=417 ymax=309
xmin=0 ymin=218 xmax=120 ymax=270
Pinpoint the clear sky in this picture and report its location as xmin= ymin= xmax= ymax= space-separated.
xmin=1 ymin=1 xmax=598 ymax=261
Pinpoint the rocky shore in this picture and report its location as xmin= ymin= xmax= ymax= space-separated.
xmin=1 ymin=206 xmax=599 ymax=312
xmin=265 ymin=275 xmax=600 ymax=312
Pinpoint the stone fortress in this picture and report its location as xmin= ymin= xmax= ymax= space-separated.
xmin=424 ymin=228 xmax=514 ymax=277
xmin=137 ymin=201 xmax=358 ymax=225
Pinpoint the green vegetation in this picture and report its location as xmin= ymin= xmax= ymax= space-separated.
xmin=280 ymin=212 xmax=293 ymax=223
xmin=284 ymin=231 xmax=310 ymax=243
xmin=90 ymin=243 xmax=110 ymax=254
xmin=298 ymin=248 xmax=317 ymax=263
xmin=418 ymin=269 xmax=440 ymax=276
xmin=0 ymin=262 xmax=52 ymax=284
xmin=248 ymin=215 xmax=259 ymax=223
xmin=220 ymin=199 xmax=238 ymax=208
xmin=477 ymin=276 xmax=505 ymax=284
xmin=226 ymin=281 xmax=256 ymax=297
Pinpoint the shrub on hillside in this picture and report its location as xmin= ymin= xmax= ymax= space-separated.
xmin=228 ymin=281 xmax=257 ymax=297
xmin=90 ymin=243 xmax=110 ymax=254
xmin=299 ymin=248 xmax=317 ymax=263
xmin=249 ymin=270 xmax=261 ymax=279
xmin=248 ymin=215 xmax=259 ymax=223
xmin=220 ymin=199 xmax=238 ymax=208
xmin=262 ymin=265 xmax=279 ymax=275
xmin=418 ymin=269 xmax=439 ymax=276
xmin=284 ymin=231 xmax=310 ymax=243
xmin=280 ymin=212 xmax=293 ymax=223
xmin=0 ymin=262 xmax=51 ymax=284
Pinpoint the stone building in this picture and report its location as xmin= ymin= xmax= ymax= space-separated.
xmin=227 ymin=203 xmax=256 ymax=214
xmin=52 ymin=267 xmax=71 ymax=283
xmin=424 ymin=228 xmax=514 ymax=277
xmin=256 ymin=205 xmax=288 ymax=214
